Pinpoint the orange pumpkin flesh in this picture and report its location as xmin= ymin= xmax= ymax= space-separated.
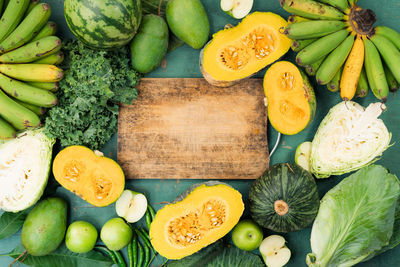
xmin=52 ymin=146 xmax=125 ymax=207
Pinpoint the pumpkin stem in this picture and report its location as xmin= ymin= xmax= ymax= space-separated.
xmin=274 ymin=200 xmax=289 ymax=216
xmin=286 ymin=163 xmax=294 ymax=174
xmin=94 ymin=150 xmax=104 ymax=157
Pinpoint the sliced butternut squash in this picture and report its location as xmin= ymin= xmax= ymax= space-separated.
xmin=264 ymin=61 xmax=316 ymax=135
xmin=200 ymin=12 xmax=292 ymax=87
xmin=150 ymin=182 xmax=244 ymax=260
xmin=52 ymin=146 xmax=125 ymax=207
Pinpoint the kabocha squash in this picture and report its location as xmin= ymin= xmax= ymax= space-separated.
xmin=264 ymin=61 xmax=316 ymax=135
xmin=150 ymin=181 xmax=244 ymax=260
xmin=52 ymin=146 xmax=125 ymax=207
xmin=249 ymin=163 xmax=319 ymax=233
xmin=200 ymin=12 xmax=292 ymax=87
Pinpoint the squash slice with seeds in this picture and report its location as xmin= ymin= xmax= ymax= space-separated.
xmin=149 ymin=181 xmax=244 ymax=260
xmin=200 ymin=12 xmax=292 ymax=87
xmin=264 ymin=61 xmax=316 ymax=135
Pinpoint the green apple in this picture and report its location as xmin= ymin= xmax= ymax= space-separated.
xmin=259 ymin=235 xmax=291 ymax=267
xmin=294 ymin=141 xmax=312 ymax=172
xmin=115 ymin=190 xmax=148 ymax=223
xmin=65 ymin=221 xmax=98 ymax=253
xmin=231 ymin=219 xmax=263 ymax=251
xmin=100 ymin=217 xmax=133 ymax=251
xmin=220 ymin=0 xmax=254 ymax=19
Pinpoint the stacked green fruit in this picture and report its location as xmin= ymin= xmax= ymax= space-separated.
xmin=281 ymin=0 xmax=400 ymax=102
xmin=0 ymin=0 xmax=63 ymax=141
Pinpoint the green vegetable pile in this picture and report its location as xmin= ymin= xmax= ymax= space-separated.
xmin=44 ymin=40 xmax=140 ymax=150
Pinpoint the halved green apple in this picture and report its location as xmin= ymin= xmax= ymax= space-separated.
xmin=115 ymin=190 xmax=148 ymax=223
xmin=259 ymin=235 xmax=291 ymax=267
xmin=220 ymin=0 xmax=253 ymax=19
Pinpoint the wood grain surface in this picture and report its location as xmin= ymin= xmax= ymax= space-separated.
xmin=118 ymin=78 xmax=269 ymax=179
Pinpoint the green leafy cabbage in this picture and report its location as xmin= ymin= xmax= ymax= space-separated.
xmin=310 ymin=101 xmax=391 ymax=178
xmin=306 ymin=165 xmax=400 ymax=267
xmin=44 ymin=40 xmax=140 ymax=150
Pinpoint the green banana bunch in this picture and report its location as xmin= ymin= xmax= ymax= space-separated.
xmin=281 ymin=0 xmax=400 ymax=102
xmin=0 ymin=0 xmax=63 ymax=140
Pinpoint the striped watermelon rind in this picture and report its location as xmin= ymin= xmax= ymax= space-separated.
xmin=64 ymin=0 xmax=142 ymax=50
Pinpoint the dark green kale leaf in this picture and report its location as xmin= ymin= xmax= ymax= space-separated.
xmin=44 ymin=40 xmax=140 ymax=150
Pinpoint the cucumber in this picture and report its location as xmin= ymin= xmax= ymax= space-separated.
xmin=21 ymin=197 xmax=67 ymax=256
xmin=130 ymin=14 xmax=169 ymax=74
xmin=166 ymin=0 xmax=210 ymax=49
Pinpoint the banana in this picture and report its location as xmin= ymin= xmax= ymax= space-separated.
xmin=31 ymin=21 xmax=57 ymax=42
xmin=305 ymin=55 xmax=325 ymax=76
xmin=340 ymin=36 xmax=364 ymax=101
xmin=356 ymin=67 xmax=368 ymax=97
xmin=374 ymin=26 xmax=400 ymax=50
xmin=316 ymin=34 xmax=354 ymax=85
xmin=26 ymin=81 xmax=59 ymax=92
xmin=0 ymin=64 xmax=63 ymax=82
xmin=0 ymin=73 xmax=57 ymax=107
xmin=0 ymin=36 xmax=61 ymax=63
xmin=0 ymin=0 xmax=30 ymax=43
xmin=288 ymin=15 xmax=311 ymax=24
xmin=0 ymin=116 xmax=16 ymax=140
xmin=326 ymin=67 xmax=342 ymax=92
xmin=291 ymin=39 xmax=316 ymax=52
xmin=364 ymin=38 xmax=389 ymax=101
xmin=384 ymin=64 xmax=399 ymax=93
xmin=0 ymin=89 xmax=40 ymax=130
xmin=283 ymin=20 xmax=346 ymax=39
xmin=370 ymin=34 xmax=400 ymax=84
xmin=0 ymin=3 xmax=51 ymax=53
xmin=296 ymin=29 xmax=349 ymax=66
xmin=33 ymin=51 xmax=64 ymax=65
xmin=13 ymin=97 xmax=46 ymax=115
xmin=316 ymin=0 xmax=348 ymax=12
xmin=24 ymin=0 xmax=40 ymax=16
xmin=279 ymin=0 xmax=345 ymax=20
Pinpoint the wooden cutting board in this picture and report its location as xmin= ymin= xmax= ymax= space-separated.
xmin=118 ymin=78 xmax=269 ymax=179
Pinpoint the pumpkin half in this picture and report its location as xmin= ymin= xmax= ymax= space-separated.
xmin=264 ymin=61 xmax=316 ymax=135
xmin=149 ymin=182 xmax=244 ymax=260
xmin=52 ymin=146 xmax=125 ymax=207
xmin=200 ymin=12 xmax=292 ymax=87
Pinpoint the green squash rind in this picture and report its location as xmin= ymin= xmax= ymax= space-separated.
xmin=249 ymin=163 xmax=319 ymax=233
xmin=64 ymin=0 xmax=142 ymax=50
xmin=21 ymin=197 xmax=67 ymax=256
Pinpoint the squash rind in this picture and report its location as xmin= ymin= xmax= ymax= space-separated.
xmin=200 ymin=12 xmax=292 ymax=87
xmin=149 ymin=182 xmax=244 ymax=260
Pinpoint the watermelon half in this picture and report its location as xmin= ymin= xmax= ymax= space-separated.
xmin=64 ymin=0 xmax=142 ymax=50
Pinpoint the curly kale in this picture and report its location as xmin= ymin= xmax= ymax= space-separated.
xmin=44 ymin=40 xmax=140 ymax=150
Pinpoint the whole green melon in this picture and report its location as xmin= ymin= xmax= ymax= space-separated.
xmin=249 ymin=163 xmax=319 ymax=233
xmin=64 ymin=0 xmax=142 ymax=50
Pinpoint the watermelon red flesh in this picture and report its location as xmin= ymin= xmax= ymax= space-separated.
xmin=249 ymin=163 xmax=320 ymax=233
xmin=64 ymin=0 xmax=142 ymax=50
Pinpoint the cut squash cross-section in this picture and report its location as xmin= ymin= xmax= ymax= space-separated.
xmin=200 ymin=12 xmax=292 ymax=87
xmin=150 ymin=182 xmax=244 ymax=260
xmin=264 ymin=61 xmax=316 ymax=135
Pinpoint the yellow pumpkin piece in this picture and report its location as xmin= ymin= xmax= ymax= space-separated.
xmin=52 ymin=146 xmax=125 ymax=207
xmin=200 ymin=12 xmax=292 ymax=87
xmin=264 ymin=61 xmax=316 ymax=135
xmin=150 ymin=182 xmax=244 ymax=260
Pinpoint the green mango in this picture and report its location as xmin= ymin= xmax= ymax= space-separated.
xmin=130 ymin=14 xmax=169 ymax=73
xmin=21 ymin=197 xmax=67 ymax=256
xmin=166 ymin=0 xmax=210 ymax=49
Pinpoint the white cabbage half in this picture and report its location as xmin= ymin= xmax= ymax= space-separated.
xmin=0 ymin=129 xmax=55 ymax=212
xmin=310 ymin=101 xmax=391 ymax=178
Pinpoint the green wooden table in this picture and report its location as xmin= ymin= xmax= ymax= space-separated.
xmin=1 ymin=0 xmax=400 ymax=266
